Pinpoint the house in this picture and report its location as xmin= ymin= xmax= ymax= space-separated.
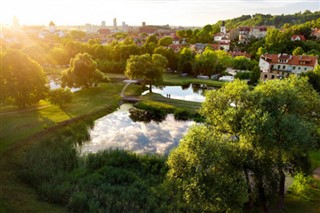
xmin=219 ymin=38 xmax=230 ymax=51
xmin=259 ymin=53 xmax=318 ymax=81
xmin=249 ymin=26 xmax=267 ymax=38
xmin=214 ymin=21 xmax=229 ymax=42
xmin=291 ymin=35 xmax=306 ymax=41
xmin=311 ymin=28 xmax=320 ymax=40
xmin=238 ymin=26 xmax=268 ymax=43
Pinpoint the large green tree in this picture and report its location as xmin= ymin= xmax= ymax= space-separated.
xmin=168 ymin=77 xmax=320 ymax=212
xmin=177 ymin=47 xmax=195 ymax=75
xmin=61 ymin=53 xmax=106 ymax=88
xmin=1 ymin=49 xmax=48 ymax=108
xmin=125 ymin=53 xmax=168 ymax=93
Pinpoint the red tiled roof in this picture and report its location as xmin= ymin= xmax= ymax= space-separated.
xmin=291 ymin=35 xmax=306 ymax=41
xmin=261 ymin=54 xmax=318 ymax=67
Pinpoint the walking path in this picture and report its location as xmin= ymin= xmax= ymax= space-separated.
xmin=121 ymin=80 xmax=140 ymax=102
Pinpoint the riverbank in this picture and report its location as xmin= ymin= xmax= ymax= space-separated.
xmin=0 ymin=83 xmax=125 ymax=212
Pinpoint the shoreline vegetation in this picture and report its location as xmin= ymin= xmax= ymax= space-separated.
xmin=1 ymin=74 xmax=320 ymax=212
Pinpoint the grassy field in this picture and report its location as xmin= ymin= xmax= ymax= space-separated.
xmin=0 ymin=83 xmax=124 ymax=152
xmin=140 ymin=92 xmax=202 ymax=113
xmin=0 ymin=75 xmax=319 ymax=212
xmin=163 ymin=73 xmax=226 ymax=87
xmin=0 ymin=83 xmax=125 ymax=212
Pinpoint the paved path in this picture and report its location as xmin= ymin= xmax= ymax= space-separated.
xmin=120 ymin=80 xmax=140 ymax=102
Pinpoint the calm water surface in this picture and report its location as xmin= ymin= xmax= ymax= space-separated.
xmin=142 ymin=84 xmax=207 ymax=102
xmin=80 ymin=104 xmax=195 ymax=155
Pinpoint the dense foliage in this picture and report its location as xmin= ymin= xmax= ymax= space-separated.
xmin=19 ymin=122 xmax=186 ymax=212
xmin=168 ymin=76 xmax=320 ymax=212
xmin=61 ymin=53 xmax=107 ymax=88
xmin=125 ymin=53 xmax=168 ymax=92
xmin=0 ymin=49 xmax=48 ymax=108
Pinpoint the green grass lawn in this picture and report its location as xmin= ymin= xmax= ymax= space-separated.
xmin=140 ymin=92 xmax=202 ymax=113
xmin=0 ymin=82 xmax=125 ymax=212
xmin=0 ymin=83 xmax=123 ymax=153
xmin=163 ymin=73 xmax=226 ymax=87
xmin=310 ymin=151 xmax=320 ymax=171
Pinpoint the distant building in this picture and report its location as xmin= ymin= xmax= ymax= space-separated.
xmin=49 ymin=21 xmax=56 ymax=33
xmin=259 ymin=53 xmax=318 ymax=81
xmin=113 ymin=18 xmax=117 ymax=30
xmin=238 ymin=26 xmax=268 ymax=43
xmin=291 ymin=35 xmax=306 ymax=41
xmin=311 ymin=28 xmax=320 ymax=40
xmin=213 ymin=21 xmax=230 ymax=51
xmin=139 ymin=25 xmax=172 ymax=34
xmin=101 ymin=21 xmax=106 ymax=28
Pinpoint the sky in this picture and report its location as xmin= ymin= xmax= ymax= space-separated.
xmin=1 ymin=0 xmax=319 ymax=27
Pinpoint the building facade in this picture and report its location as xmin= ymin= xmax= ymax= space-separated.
xmin=259 ymin=54 xmax=318 ymax=80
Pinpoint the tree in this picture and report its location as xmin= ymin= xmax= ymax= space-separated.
xmin=154 ymin=46 xmax=178 ymax=71
xmin=168 ymin=126 xmax=246 ymax=212
xmin=48 ymin=47 xmax=69 ymax=65
xmin=193 ymin=49 xmax=218 ymax=76
xmin=49 ymin=88 xmax=72 ymax=107
xmin=158 ymin=36 xmax=173 ymax=47
xmin=125 ymin=53 xmax=168 ymax=93
xmin=61 ymin=53 xmax=107 ymax=88
xmin=169 ymin=77 xmax=320 ymax=212
xmin=232 ymin=56 xmax=254 ymax=70
xmin=292 ymin=46 xmax=305 ymax=55
xmin=301 ymin=65 xmax=320 ymax=93
xmin=177 ymin=48 xmax=195 ymax=75
xmin=1 ymin=49 xmax=48 ymax=108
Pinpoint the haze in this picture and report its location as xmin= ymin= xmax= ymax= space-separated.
xmin=1 ymin=0 xmax=319 ymax=26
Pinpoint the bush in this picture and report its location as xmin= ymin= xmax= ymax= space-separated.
xmin=49 ymin=88 xmax=72 ymax=107
xmin=174 ymin=108 xmax=191 ymax=120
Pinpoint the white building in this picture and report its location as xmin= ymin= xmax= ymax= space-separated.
xmin=259 ymin=54 xmax=318 ymax=80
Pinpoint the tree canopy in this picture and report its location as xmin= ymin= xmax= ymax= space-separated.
xmin=125 ymin=53 xmax=168 ymax=92
xmin=168 ymin=77 xmax=320 ymax=212
xmin=1 ymin=49 xmax=48 ymax=108
xmin=61 ymin=53 xmax=107 ymax=88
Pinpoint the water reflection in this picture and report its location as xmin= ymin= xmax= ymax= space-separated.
xmin=80 ymin=104 xmax=195 ymax=155
xmin=142 ymin=84 xmax=208 ymax=102
xmin=49 ymin=79 xmax=80 ymax=92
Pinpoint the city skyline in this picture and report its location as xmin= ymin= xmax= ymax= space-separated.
xmin=1 ymin=0 xmax=319 ymax=27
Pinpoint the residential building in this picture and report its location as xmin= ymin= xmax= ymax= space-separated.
xmin=311 ymin=28 xmax=320 ymax=40
xmin=291 ymin=35 xmax=306 ymax=41
xmin=259 ymin=53 xmax=318 ymax=81
xmin=238 ymin=26 xmax=268 ymax=43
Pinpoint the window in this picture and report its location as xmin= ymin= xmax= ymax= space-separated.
xmin=271 ymin=75 xmax=275 ymax=79
xmin=298 ymin=67 xmax=301 ymax=70
xmin=293 ymin=66 xmax=296 ymax=70
xmin=305 ymin=67 xmax=307 ymax=71
xmin=264 ymin=75 xmax=267 ymax=79
xmin=278 ymin=65 xmax=280 ymax=69
xmin=283 ymin=65 xmax=285 ymax=69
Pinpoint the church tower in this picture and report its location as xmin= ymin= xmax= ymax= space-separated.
xmin=221 ymin=21 xmax=226 ymax=34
